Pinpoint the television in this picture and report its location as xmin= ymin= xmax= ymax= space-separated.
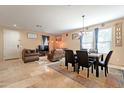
xmin=38 ymin=45 xmax=49 ymax=51
xmin=44 ymin=45 xmax=49 ymax=51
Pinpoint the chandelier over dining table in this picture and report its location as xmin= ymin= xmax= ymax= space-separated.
xmin=79 ymin=15 xmax=85 ymax=36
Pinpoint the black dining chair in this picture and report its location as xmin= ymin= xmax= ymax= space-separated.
xmin=76 ymin=50 xmax=95 ymax=78
xmin=88 ymin=49 xmax=99 ymax=69
xmin=98 ymin=51 xmax=113 ymax=77
xmin=65 ymin=50 xmax=77 ymax=71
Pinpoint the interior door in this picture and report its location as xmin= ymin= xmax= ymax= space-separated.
xmin=4 ymin=29 xmax=20 ymax=60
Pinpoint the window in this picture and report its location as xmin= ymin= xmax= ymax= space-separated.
xmin=80 ymin=28 xmax=112 ymax=53
xmin=97 ymin=28 xmax=112 ymax=53
xmin=82 ymin=31 xmax=94 ymax=50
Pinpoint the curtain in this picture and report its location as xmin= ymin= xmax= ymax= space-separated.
xmin=80 ymin=35 xmax=83 ymax=50
xmin=42 ymin=35 xmax=49 ymax=45
xmin=94 ymin=28 xmax=99 ymax=50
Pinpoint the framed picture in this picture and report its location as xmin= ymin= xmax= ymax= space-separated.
xmin=27 ymin=33 xmax=37 ymax=39
xmin=72 ymin=32 xmax=80 ymax=40
xmin=115 ymin=23 xmax=122 ymax=47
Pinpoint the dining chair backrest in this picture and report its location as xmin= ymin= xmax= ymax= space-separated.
xmin=65 ymin=50 xmax=75 ymax=64
xmin=76 ymin=50 xmax=89 ymax=67
xmin=105 ymin=51 xmax=113 ymax=66
xmin=81 ymin=49 xmax=87 ymax=51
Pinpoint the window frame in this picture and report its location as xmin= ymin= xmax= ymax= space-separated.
xmin=97 ymin=28 xmax=112 ymax=53
xmin=81 ymin=31 xmax=94 ymax=50
xmin=80 ymin=27 xmax=112 ymax=53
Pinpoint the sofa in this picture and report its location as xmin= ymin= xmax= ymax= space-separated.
xmin=22 ymin=49 xmax=39 ymax=63
xmin=47 ymin=49 xmax=65 ymax=62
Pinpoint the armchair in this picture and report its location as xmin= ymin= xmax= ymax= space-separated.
xmin=47 ymin=49 xmax=65 ymax=62
xmin=22 ymin=49 xmax=39 ymax=63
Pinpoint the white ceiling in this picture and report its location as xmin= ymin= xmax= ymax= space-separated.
xmin=0 ymin=5 xmax=124 ymax=35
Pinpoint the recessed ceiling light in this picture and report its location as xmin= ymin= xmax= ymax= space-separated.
xmin=13 ymin=24 xmax=17 ymax=27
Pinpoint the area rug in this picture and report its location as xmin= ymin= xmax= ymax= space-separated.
xmin=48 ymin=62 xmax=124 ymax=88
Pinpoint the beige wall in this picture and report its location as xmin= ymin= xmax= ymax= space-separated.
xmin=62 ymin=18 xmax=124 ymax=67
xmin=49 ymin=36 xmax=56 ymax=50
xmin=62 ymin=33 xmax=80 ymax=50
xmin=19 ymin=31 xmax=46 ymax=59
xmin=20 ymin=30 xmax=55 ymax=51
xmin=0 ymin=27 xmax=3 ymax=62
xmin=0 ymin=27 xmax=55 ymax=60
xmin=20 ymin=31 xmax=43 ymax=49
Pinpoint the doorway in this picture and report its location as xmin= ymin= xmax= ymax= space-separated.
xmin=3 ymin=29 xmax=20 ymax=60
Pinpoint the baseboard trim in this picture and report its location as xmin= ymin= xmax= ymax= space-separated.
xmin=109 ymin=64 xmax=124 ymax=70
xmin=4 ymin=58 xmax=19 ymax=61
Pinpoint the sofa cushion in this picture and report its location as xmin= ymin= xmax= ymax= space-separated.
xmin=51 ymin=49 xmax=56 ymax=54
xmin=26 ymin=50 xmax=31 ymax=54
xmin=24 ymin=56 xmax=39 ymax=63
xmin=24 ymin=53 xmax=39 ymax=57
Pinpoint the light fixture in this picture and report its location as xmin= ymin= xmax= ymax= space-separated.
xmin=79 ymin=15 xmax=85 ymax=36
xmin=80 ymin=15 xmax=85 ymax=49
xmin=82 ymin=15 xmax=85 ymax=32
xmin=13 ymin=24 xmax=17 ymax=27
